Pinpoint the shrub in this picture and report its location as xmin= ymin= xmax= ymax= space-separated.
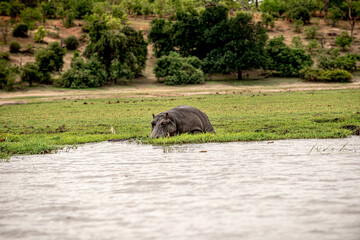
xmin=58 ymin=56 xmax=107 ymax=88
xmin=111 ymin=5 xmax=127 ymax=21
xmin=291 ymin=36 xmax=304 ymax=49
xmin=300 ymin=67 xmax=352 ymax=82
xmin=47 ymin=31 xmax=60 ymax=39
xmin=328 ymin=7 xmax=343 ymax=26
xmin=21 ymin=62 xmax=42 ymax=87
xmin=317 ymin=49 xmax=357 ymax=72
xmin=9 ymin=41 xmax=21 ymax=53
xmin=154 ymin=52 xmax=205 ymax=85
xmin=64 ymin=11 xmax=75 ymax=28
xmin=287 ymin=6 xmax=311 ymax=23
xmin=292 ymin=19 xmax=304 ymax=33
xmin=326 ymin=69 xmax=352 ymax=82
xmin=34 ymin=26 xmax=47 ymax=43
xmin=306 ymin=39 xmax=320 ymax=55
xmin=335 ymin=31 xmax=353 ymax=50
xmin=0 ymin=59 xmax=18 ymax=90
xmin=12 ymin=23 xmax=28 ymax=37
xmin=64 ymin=36 xmax=79 ymax=50
xmin=304 ymin=26 xmax=318 ymax=39
xmin=262 ymin=12 xmax=275 ymax=29
xmin=0 ymin=52 xmax=9 ymax=60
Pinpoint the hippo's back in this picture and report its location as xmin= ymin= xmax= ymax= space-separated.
xmin=168 ymin=105 xmax=215 ymax=133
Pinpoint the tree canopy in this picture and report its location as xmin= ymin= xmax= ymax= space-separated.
xmin=149 ymin=6 xmax=269 ymax=79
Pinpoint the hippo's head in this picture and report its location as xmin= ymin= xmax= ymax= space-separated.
xmin=149 ymin=112 xmax=177 ymax=138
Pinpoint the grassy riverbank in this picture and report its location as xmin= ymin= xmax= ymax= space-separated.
xmin=1 ymin=89 xmax=360 ymax=159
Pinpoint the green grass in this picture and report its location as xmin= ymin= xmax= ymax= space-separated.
xmin=1 ymin=89 xmax=360 ymax=159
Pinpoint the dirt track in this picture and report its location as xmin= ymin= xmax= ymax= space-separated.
xmin=1 ymin=76 xmax=359 ymax=105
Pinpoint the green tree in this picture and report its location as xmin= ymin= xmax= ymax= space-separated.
xmin=171 ymin=11 xmax=203 ymax=57
xmin=84 ymin=25 xmax=147 ymax=84
xmin=21 ymin=62 xmax=41 ymax=87
xmin=327 ymin=7 xmax=343 ymax=26
xmin=260 ymin=0 xmax=283 ymax=15
xmin=148 ymin=18 xmax=175 ymax=58
xmin=266 ymin=36 xmax=313 ymax=76
xmin=0 ymin=59 xmax=18 ymax=90
xmin=203 ymin=11 xmax=268 ymax=80
xmin=20 ymin=7 xmax=42 ymax=30
xmin=262 ymin=12 xmax=275 ymax=29
xmin=41 ymin=0 xmax=57 ymax=19
xmin=9 ymin=0 xmax=24 ymax=23
xmin=35 ymin=42 xmax=66 ymax=82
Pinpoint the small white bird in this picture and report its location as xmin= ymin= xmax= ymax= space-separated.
xmin=110 ymin=127 xmax=116 ymax=134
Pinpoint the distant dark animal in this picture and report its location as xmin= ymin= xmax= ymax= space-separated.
xmin=149 ymin=105 xmax=215 ymax=138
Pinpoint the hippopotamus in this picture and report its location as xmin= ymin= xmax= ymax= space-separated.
xmin=149 ymin=105 xmax=215 ymax=138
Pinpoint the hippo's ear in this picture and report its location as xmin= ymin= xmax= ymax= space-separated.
xmin=165 ymin=113 xmax=170 ymax=119
xmin=152 ymin=113 xmax=155 ymax=119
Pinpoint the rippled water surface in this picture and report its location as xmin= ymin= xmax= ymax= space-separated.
xmin=1 ymin=137 xmax=360 ymax=240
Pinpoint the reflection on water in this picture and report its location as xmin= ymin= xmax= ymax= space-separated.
xmin=1 ymin=137 xmax=360 ymax=240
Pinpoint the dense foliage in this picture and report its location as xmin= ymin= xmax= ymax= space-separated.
xmin=12 ymin=23 xmax=28 ymax=37
xmin=154 ymin=52 xmax=204 ymax=85
xmin=64 ymin=36 xmax=79 ymax=50
xmin=265 ymin=36 xmax=313 ymax=76
xmin=57 ymin=56 xmax=107 ymax=88
xmin=149 ymin=6 xmax=268 ymax=80
xmin=299 ymin=67 xmax=352 ymax=82
xmin=34 ymin=26 xmax=47 ymax=43
xmin=335 ymin=31 xmax=353 ymax=50
xmin=84 ymin=24 xmax=147 ymax=84
xmin=21 ymin=62 xmax=42 ymax=87
xmin=35 ymin=42 xmax=66 ymax=83
xmin=317 ymin=48 xmax=358 ymax=72
xmin=0 ymin=59 xmax=18 ymax=90
xmin=9 ymin=41 xmax=21 ymax=53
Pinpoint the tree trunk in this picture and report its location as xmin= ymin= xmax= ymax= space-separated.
xmin=347 ymin=0 xmax=355 ymax=37
xmin=350 ymin=19 xmax=355 ymax=37
xmin=256 ymin=0 xmax=258 ymax=9
xmin=323 ymin=0 xmax=329 ymax=21
xmin=237 ymin=70 xmax=243 ymax=80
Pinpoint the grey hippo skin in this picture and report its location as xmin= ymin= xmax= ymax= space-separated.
xmin=149 ymin=105 xmax=215 ymax=138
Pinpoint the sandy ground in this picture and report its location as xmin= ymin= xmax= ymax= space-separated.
xmin=1 ymin=76 xmax=359 ymax=105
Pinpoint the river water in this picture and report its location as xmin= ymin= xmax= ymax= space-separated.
xmin=1 ymin=137 xmax=360 ymax=240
